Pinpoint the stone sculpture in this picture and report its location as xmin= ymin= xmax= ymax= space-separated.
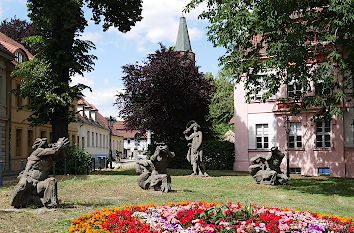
xmin=184 ymin=120 xmax=208 ymax=176
xmin=137 ymin=143 xmax=175 ymax=192
xmin=248 ymin=147 xmax=288 ymax=185
xmin=11 ymin=137 xmax=69 ymax=208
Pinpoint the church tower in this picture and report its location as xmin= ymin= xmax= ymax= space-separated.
xmin=175 ymin=16 xmax=195 ymax=61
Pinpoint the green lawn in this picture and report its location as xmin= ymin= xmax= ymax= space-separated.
xmin=0 ymin=168 xmax=353 ymax=232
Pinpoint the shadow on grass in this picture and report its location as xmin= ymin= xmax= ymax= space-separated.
xmin=90 ymin=168 xmax=241 ymax=177
xmin=91 ymin=169 xmax=138 ymax=176
xmin=59 ymin=200 xmax=114 ymax=209
xmin=281 ymin=176 xmax=354 ymax=197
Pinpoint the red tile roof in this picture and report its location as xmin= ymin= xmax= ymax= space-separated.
xmin=111 ymin=121 xmax=146 ymax=139
xmin=0 ymin=32 xmax=34 ymax=64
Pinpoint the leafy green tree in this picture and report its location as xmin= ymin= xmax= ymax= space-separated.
xmin=185 ymin=0 xmax=353 ymax=121
xmin=12 ymin=0 xmax=142 ymax=142
xmin=206 ymin=71 xmax=234 ymax=139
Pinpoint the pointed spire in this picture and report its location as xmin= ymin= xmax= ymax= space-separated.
xmin=175 ymin=16 xmax=192 ymax=52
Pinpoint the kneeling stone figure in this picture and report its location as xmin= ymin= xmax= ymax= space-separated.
xmin=248 ymin=147 xmax=288 ymax=185
xmin=137 ymin=143 xmax=175 ymax=192
xmin=11 ymin=137 xmax=69 ymax=208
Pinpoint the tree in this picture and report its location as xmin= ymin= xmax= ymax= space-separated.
xmin=116 ymin=44 xmax=214 ymax=141
xmin=0 ymin=17 xmax=37 ymax=54
xmin=206 ymin=70 xmax=234 ymax=139
xmin=12 ymin=0 xmax=142 ymax=142
xmin=185 ymin=0 xmax=353 ymax=121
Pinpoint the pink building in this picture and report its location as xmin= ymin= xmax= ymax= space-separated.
xmin=234 ymin=77 xmax=354 ymax=178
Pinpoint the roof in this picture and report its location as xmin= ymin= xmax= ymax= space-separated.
xmin=111 ymin=121 xmax=146 ymax=139
xmin=0 ymin=43 xmax=14 ymax=58
xmin=175 ymin=17 xmax=192 ymax=52
xmin=77 ymin=98 xmax=109 ymax=130
xmin=0 ymin=32 xmax=34 ymax=64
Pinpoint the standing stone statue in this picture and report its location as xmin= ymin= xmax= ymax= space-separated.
xmin=11 ymin=137 xmax=69 ymax=208
xmin=137 ymin=143 xmax=175 ymax=192
xmin=248 ymin=147 xmax=288 ymax=185
xmin=184 ymin=121 xmax=208 ymax=176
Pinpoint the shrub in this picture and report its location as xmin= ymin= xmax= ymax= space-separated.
xmin=55 ymin=145 xmax=92 ymax=175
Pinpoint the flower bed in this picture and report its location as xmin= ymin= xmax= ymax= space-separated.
xmin=69 ymin=201 xmax=353 ymax=233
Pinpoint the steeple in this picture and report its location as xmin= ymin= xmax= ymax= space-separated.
xmin=175 ymin=16 xmax=192 ymax=52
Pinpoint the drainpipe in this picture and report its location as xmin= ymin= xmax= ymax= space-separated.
xmin=8 ymin=75 xmax=12 ymax=171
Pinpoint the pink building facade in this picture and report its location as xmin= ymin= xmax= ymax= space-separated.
xmin=234 ymin=77 xmax=354 ymax=178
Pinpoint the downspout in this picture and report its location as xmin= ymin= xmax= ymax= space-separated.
xmin=8 ymin=74 xmax=12 ymax=171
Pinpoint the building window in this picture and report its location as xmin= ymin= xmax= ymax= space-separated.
xmin=72 ymin=135 xmax=75 ymax=145
xmin=16 ymin=129 xmax=22 ymax=156
xmin=287 ymin=83 xmax=302 ymax=98
xmin=100 ymin=134 xmax=102 ymax=148
xmin=256 ymin=124 xmax=269 ymax=149
xmin=289 ymin=122 xmax=302 ymax=148
xmin=290 ymin=167 xmax=301 ymax=174
xmin=96 ymin=133 xmax=98 ymax=148
xmin=82 ymin=137 xmax=85 ymax=149
xmin=40 ymin=130 xmax=46 ymax=139
xmin=87 ymin=131 xmax=90 ymax=147
xmin=316 ymin=121 xmax=331 ymax=148
xmin=127 ymin=139 xmax=131 ymax=144
xmin=92 ymin=132 xmax=94 ymax=147
xmin=49 ymin=132 xmax=52 ymax=143
xmin=27 ymin=130 xmax=33 ymax=154
xmin=103 ymin=135 xmax=106 ymax=148
xmin=318 ymin=167 xmax=330 ymax=176
xmin=14 ymin=51 xmax=23 ymax=63
xmin=315 ymin=82 xmax=331 ymax=95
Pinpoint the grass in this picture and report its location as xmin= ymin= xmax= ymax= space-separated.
xmin=0 ymin=168 xmax=353 ymax=232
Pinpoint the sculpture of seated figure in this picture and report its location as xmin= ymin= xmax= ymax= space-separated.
xmin=10 ymin=137 xmax=69 ymax=208
xmin=137 ymin=143 xmax=175 ymax=192
xmin=248 ymin=147 xmax=288 ymax=185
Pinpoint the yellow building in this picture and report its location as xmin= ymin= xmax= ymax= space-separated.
xmin=0 ymin=32 xmax=79 ymax=172
xmin=111 ymin=134 xmax=124 ymax=159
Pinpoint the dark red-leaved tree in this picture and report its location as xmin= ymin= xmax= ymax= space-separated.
xmin=116 ymin=44 xmax=214 ymax=141
xmin=0 ymin=17 xmax=37 ymax=54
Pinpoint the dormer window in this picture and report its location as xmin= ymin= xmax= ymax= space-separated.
xmin=15 ymin=51 xmax=23 ymax=63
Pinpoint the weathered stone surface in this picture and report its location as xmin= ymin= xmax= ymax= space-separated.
xmin=184 ymin=121 xmax=208 ymax=176
xmin=10 ymin=137 xmax=69 ymax=208
xmin=248 ymin=147 xmax=288 ymax=185
xmin=137 ymin=143 xmax=174 ymax=192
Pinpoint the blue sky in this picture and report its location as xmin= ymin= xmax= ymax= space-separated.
xmin=0 ymin=0 xmax=225 ymax=118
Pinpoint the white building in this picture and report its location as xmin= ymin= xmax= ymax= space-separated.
xmin=112 ymin=121 xmax=151 ymax=160
xmin=77 ymin=99 xmax=110 ymax=168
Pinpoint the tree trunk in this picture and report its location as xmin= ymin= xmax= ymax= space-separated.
xmin=51 ymin=108 xmax=69 ymax=143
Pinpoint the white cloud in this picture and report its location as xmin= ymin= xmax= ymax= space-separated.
xmin=103 ymin=78 xmax=109 ymax=85
xmin=83 ymin=87 xmax=124 ymax=119
xmin=80 ymin=31 xmax=103 ymax=45
xmin=70 ymin=74 xmax=94 ymax=87
xmin=0 ymin=4 xmax=3 ymax=19
xmin=109 ymin=0 xmax=206 ymax=52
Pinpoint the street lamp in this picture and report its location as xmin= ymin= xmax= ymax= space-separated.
xmin=284 ymin=116 xmax=291 ymax=178
xmin=107 ymin=116 xmax=114 ymax=169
